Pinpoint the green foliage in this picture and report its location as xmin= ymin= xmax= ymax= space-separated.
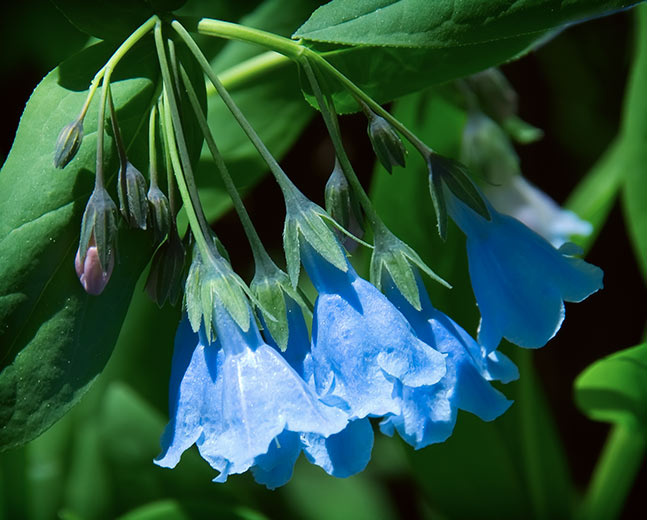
xmin=52 ymin=0 xmax=187 ymax=41
xmin=0 ymin=38 xmax=204 ymax=451
xmin=575 ymin=344 xmax=647 ymax=428
xmin=296 ymin=0 xmax=639 ymax=112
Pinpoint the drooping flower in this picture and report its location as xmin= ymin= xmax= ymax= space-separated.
xmin=301 ymin=242 xmax=447 ymax=421
xmin=484 ymin=175 xmax=592 ymax=248
xmin=257 ymin=294 xmax=374 ymax=485
xmin=380 ymin=270 xmax=518 ymax=449
xmin=155 ymin=301 xmax=349 ymax=487
xmin=446 ymin=189 xmax=603 ymax=352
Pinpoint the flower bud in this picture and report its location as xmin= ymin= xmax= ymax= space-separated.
xmin=54 ymin=119 xmax=84 ymax=169
xmin=324 ymin=160 xmax=364 ymax=253
xmin=118 ymin=162 xmax=149 ymax=230
xmin=147 ymin=184 xmax=170 ymax=246
xmin=367 ymin=113 xmax=406 ymax=173
xmin=460 ymin=112 xmax=519 ymax=185
xmin=75 ymin=239 xmax=114 ymax=295
xmin=78 ymin=185 xmax=118 ymax=282
xmin=465 ymin=68 xmax=518 ymax=123
xmin=145 ymin=225 xmax=186 ymax=307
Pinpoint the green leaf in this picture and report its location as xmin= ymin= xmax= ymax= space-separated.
xmin=621 ymin=4 xmax=647 ymax=281
xmin=296 ymin=0 xmax=638 ymax=47
xmin=574 ymin=344 xmax=647 ymax=428
xmin=52 ymin=0 xmax=187 ymax=41
xmin=0 ymin=39 xmax=204 ymax=451
xmin=118 ymin=500 xmax=268 ymax=520
xmin=565 ymin=139 xmax=625 ymax=254
xmin=297 ymin=1 xmax=642 ymax=112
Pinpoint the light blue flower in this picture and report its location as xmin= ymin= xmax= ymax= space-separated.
xmin=301 ymin=242 xmax=447 ymax=421
xmin=258 ymin=295 xmax=374 ymax=484
xmin=380 ymin=270 xmax=518 ymax=449
xmin=155 ymin=302 xmax=349 ymax=488
xmin=446 ymin=191 xmax=603 ymax=352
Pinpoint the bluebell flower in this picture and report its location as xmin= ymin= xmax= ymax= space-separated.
xmin=155 ymin=301 xmax=349 ymax=488
xmin=446 ymin=190 xmax=603 ymax=352
xmin=484 ymin=175 xmax=592 ymax=248
xmin=258 ymin=295 xmax=374 ymax=484
xmin=301 ymin=242 xmax=447 ymax=421
xmin=380 ymin=270 xmax=518 ymax=449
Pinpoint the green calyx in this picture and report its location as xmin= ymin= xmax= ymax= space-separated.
xmin=283 ymin=192 xmax=348 ymax=288
xmin=53 ymin=118 xmax=84 ymax=169
xmin=426 ymin=152 xmax=491 ymax=240
xmin=78 ymin=185 xmax=118 ymax=273
xmin=370 ymin=225 xmax=450 ymax=311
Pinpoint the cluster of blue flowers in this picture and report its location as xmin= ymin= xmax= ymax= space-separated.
xmin=155 ymin=183 xmax=603 ymax=489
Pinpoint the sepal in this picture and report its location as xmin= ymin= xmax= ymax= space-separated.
xmin=147 ymin=184 xmax=171 ymax=246
xmin=366 ymin=112 xmax=406 ymax=173
xmin=54 ymin=118 xmax=84 ymax=169
xmin=283 ymin=191 xmax=348 ymax=287
xmin=184 ymin=247 xmax=251 ymax=340
xmin=370 ymin=226 xmax=449 ymax=310
xmin=145 ymin=224 xmax=186 ymax=307
xmin=118 ymin=162 xmax=149 ymax=230
xmin=78 ymin=185 xmax=118 ymax=276
xmin=427 ymin=152 xmax=490 ymax=239
xmin=324 ymin=159 xmax=365 ymax=252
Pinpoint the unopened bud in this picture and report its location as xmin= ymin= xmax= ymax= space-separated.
xmin=54 ymin=119 xmax=84 ymax=169
xmin=75 ymin=239 xmax=114 ymax=295
xmin=465 ymin=68 xmax=518 ymax=123
xmin=118 ymin=162 xmax=149 ymax=230
xmin=78 ymin=185 xmax=118 ymax=278
xmin=367 ymin=113 xmax=406 ymax=174
xmin=147 ymin=184 xmax=170 ymax=246
xmin=324 ymin=160 xmax=364 ymax=252
xmin=460 ymin=112 xmax=519 ymax=185
xmin=145 ymin=225 xmax=186 ymax=307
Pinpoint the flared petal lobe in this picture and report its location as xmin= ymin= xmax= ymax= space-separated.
xmin=301 ymin=243 xmax=446 ymax=420
xmin=447 ymin=193 xmax=603 ymax=352
xmin=380 ymin=272 xmax=515 ymax=449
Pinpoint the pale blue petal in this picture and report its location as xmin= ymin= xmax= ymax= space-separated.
xmin=302 ymin=418 xmax=374 ymax=478
xmin=251 ymin=431 xmax=302 ymax=490
xmin=448 ymin=194 xmax=603 ymax=351
xmin=155 ymin=318 xmax=222 ymax=469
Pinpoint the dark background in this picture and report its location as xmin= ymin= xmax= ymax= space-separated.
xmin=1 ymin=2 xmax=645 ymax=518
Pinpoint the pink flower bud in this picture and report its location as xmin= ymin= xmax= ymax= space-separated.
xmin=75 ymin=244 xmax=114 ymax=295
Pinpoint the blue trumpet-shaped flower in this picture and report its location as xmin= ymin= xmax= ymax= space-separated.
xmin=257 ymin=295 xmax=374 ymax=485
xmin=301 ymin=242 xmax=447 ymax=421
xmin=380 ymin=270 xmax=518 ymax=449
xmin=155 ymin=302 xmax=349 ymax=487
xmin=446 ymin=190 xmax=603 ymax=352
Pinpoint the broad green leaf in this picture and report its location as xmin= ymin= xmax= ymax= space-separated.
xmin=296 ymin=0 xmax=639 ymax=47
xmin=52 ymin=0 xmax=187 ymax=41
xmin=195 ymin=0 xmax=317 ymax=223
xmin=621 ymin=5 xmax=647 ymax=281
xmin=0 ymin=39 xmax=204 ymax=451
xmin=574 ymin=344 xmax=647 ymax=427
xmin=296 ymin=1 xmax=643 ymax=112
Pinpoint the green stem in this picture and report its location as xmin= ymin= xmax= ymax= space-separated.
xmin=178 ymin=60 xmax=276 ymax=272
xmin=172 ymin=20 xmax=299 ymax=199
xmin=161 ymin=87 xmax=213 ymax=263
xmin=206 ymin=51 xmax=290 ymax=97
xmin=154 ymin=22 xmax=216 ymax=263
xmin=193 ymin=18 xmax=305 ymax=60
xmin=148 ymin=105 xmax=159 ymax=188
xmin=301 ymin=59 xmax=382 ymax=231
xmin=579 ymin=422 xmax=646 ymax=520
xmin=79 ymin=15 xmax=158 ymax=121
xmin=193 ymin=16 xmax=430 ymax=158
